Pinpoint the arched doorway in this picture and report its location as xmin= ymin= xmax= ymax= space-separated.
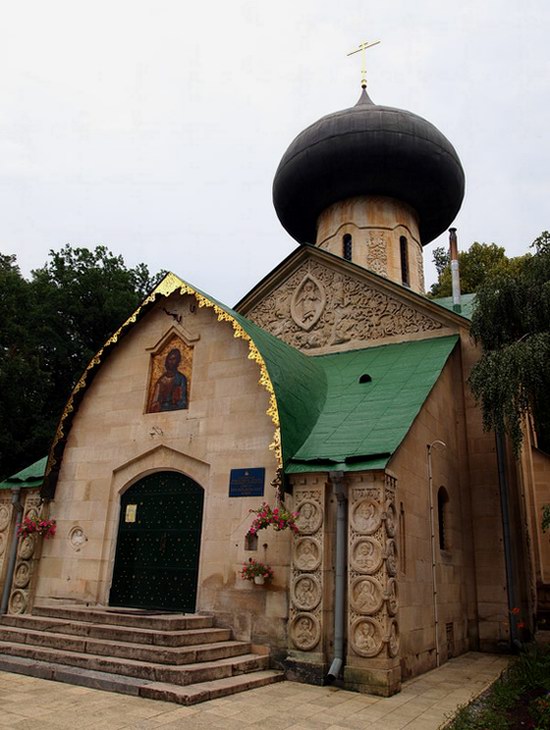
xmin=109 ymin=471 xmax=204 ymax=611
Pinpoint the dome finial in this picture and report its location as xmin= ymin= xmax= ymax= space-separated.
xmin=347 ymin=39 xmax=380 ymax=90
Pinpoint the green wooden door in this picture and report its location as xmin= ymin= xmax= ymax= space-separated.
xmin=109 ymin=472 xmax=204 ymax=611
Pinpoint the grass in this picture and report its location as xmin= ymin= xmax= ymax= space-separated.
xmin=446 ymin=644 xmax=550 ymax=730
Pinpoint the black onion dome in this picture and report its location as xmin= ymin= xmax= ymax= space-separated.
xmin=272 ymin=89 xmax=465 ymax=245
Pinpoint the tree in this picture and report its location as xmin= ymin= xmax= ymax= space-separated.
xmin=0 ymin=245 xmax=164 ymax=480
xmin=429 ymin=242 xmax=522 ymax=298
xmin=468 ymin=232 xmax=550 ymax=454
xmin=0 ymin=255 xmax=52 ymax=480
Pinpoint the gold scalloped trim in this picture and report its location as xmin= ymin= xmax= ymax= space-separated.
xmin=46 ymin=273 xmax=282 ymax=478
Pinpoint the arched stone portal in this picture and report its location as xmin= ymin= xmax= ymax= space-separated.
xmin=109 ymin=471 xmax=204 ymax=611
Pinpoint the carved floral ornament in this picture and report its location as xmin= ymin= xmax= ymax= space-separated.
xmin=248 ymin=261 xmax=444 ymax=351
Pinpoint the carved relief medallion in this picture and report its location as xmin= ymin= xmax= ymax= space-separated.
xmin=351 ymin=577 xmax=384 ymax=615
xmin=351 ymin=617 xmax=384 ymax=657
xmin=0 ymin=534 xmax=5 ymax=557
xmin=14 ymin=562 xmax=30 ymax=588
xmin=18 ymin=535 xmax=36 ymax=560
xmin=292 ymin=575 xmax=321 ymax=611
xmin=0 ymin=504 xmax=11 ymax=531
xmin=69 ymin=526 xmax=88 ymax=552
xmin=25 ymin=507 xmax=39 ymax=522
xmin=385 ymin=539 xmax=398 ymax=576
xmin=387 ymin=619 xmax=400 ymax=657
xmin=351 ymin=499 xmax=382 ymax=534
xmin=296 ymin=501 xmax=323 ymax=535
xmin=294 ymin=538 xmax=321 ymax=572
xmin=386 ymin=578 xmax=398 ymax=616
xmin=291 ymin=613 xmax=321 ymax=651
xmin=9 ymin=589 xmax=27 ymax=615
xmin=385 ymin=501 xmax=397 ymax=538
xmin=290 ymin=275 xmax=326 ymax=331
xmin=351 ymin=537 xmax=383 ymax=574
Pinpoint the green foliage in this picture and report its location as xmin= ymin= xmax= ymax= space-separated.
xmin=429 ymin=241 xmax=523 ymax=298
xmin=446 ymin=644 xmax=550 ymax=729
xmin=468 ymin=232 xmax=550 ymax=453
xmin=0 ymin=245 xmax=164 ymax=480
xmin=543 ymin=505 xmax=550 ymax=533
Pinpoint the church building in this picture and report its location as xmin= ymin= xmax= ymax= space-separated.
xmin=0 ymin=80 xmax=548 ymax=700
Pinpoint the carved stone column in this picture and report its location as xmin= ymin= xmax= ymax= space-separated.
xmin=286 ymin=475 xmax=327 ymax=684
xmin=344 ymin=471 xmax=401 ymax=696
xmin=8 ymin=490 xmax=42 ymax=615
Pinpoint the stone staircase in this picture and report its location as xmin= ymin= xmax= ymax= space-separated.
xmin=0 ymin=605 xmax=284 ymax=704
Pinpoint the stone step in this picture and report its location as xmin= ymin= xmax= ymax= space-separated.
xmin=0 ymin=654 xmax=284 ymax=705
xmin=31 ymin=604 xmax=213 ymax=631
xmin=0 ymin=640 xmax=269 ymax=685
xmin=0 ymin=625 xmax=251 ymax=665
xmin=0 ymin=613 xmax=231 ymax=647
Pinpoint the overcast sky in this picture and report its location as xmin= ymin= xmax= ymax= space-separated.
xmin=1 ymin=0 xmax=549 ymax=304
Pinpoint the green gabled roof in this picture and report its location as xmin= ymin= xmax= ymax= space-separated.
xmin=431 ymin=293 xmax=477 ymax=320
xmin=0 ymin=456 xmax=47 ymax=490
xmin=287 ymin=335 xmax=459 ymax=473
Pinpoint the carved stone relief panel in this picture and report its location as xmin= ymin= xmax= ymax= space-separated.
xmin=8 ymin=491 xmax=41 ymax=615
xmin=247 ymin=261 xmax=443 ymax=351
xmin=289 ymin=484 xmax=325 ymax=654
xmin=348 ymin=472 xmax=400 ymax=662
xmin=366 ymin=232 xmax=388 ymax=277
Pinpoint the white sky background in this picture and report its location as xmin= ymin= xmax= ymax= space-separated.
xmin=1 ymin=0 xmax=549 ymax=304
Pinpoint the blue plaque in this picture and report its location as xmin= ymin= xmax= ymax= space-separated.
xmin=229 ymin=468 xmax=265 ymax=497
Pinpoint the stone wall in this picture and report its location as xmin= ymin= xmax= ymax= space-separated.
xmin=389 ymin=345 xmax=478 ymax=679
xmin=34 ymin=292 xmax=290 ymax=650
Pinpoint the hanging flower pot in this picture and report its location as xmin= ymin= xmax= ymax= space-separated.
xmin=17 ymin=515 xmax=57 ymax=540
xmin=247 ymin=502 xmax=299 ymax=536
xmin=254 ymin=575 xmax=265 ymax=585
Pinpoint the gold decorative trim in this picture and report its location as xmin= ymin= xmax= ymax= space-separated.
xmin=46 ymin=273 xmax=282 ymax=481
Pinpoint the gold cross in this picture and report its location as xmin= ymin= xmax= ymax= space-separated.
xmin=347 ymin=40 xmax=380 ymax=89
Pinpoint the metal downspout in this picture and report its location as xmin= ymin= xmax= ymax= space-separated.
xmin=0 ymin=487 xmax=23 ymax=615
xmin=427 ymin=441 xmax=446 ymax=667
xmin=495 ymin=432 xmax=522 ymax=649
xmin=326 ymin=471 xmax=347 ymax=683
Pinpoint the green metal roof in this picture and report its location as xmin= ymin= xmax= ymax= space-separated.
xmin=286 ymin=335 xmax=459 ymax=473
xmin=0 ymin=456 xmax=47 ymax=490
xmin=225 ymin=312 xmax=327 ymax=467
xmin=431 ymin=293 xmax=476 ymax=320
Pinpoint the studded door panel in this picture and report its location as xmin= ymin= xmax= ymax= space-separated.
xmin=110 ymin=472 xmax=204 ymax=611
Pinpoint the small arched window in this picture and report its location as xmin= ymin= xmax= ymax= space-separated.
xmin=359 ymin=374 xmax=372 ymax=384
xmin=343 ymin=234 xmax=352 ymax=261
xmin=400 ymin=236 xmax=409 ymax=286
xmin=437 ymin=487 xmax=449 ymax=550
